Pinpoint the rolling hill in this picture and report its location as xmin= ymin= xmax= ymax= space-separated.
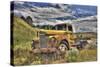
xmin=13 ymin=16 xmax=36 ymax=46
xmin=12 ymin=16 xmax=37 ymax=65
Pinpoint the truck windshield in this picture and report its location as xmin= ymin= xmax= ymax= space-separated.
xmin=37 ymin=24 xmax=73 ymax=31
xmin=54 ymin=24 xmax=67 ymax=30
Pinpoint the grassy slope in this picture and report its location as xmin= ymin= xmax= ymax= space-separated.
xmin=13 ymin=16 xmax=37 ymax=49
xmin=12 ymin=16 xmax=37 ymax=65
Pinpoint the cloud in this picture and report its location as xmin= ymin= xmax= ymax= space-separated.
xmin=14 ymin=1 xmax=25 ymax=5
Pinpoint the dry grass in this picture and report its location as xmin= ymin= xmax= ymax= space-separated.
xmin=77 ymin=49 xmax=97 ymax=62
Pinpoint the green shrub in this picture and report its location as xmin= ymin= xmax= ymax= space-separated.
xmin=65 ymin=47 xmax=79 ymax=62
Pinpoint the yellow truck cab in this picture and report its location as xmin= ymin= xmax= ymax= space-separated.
xmin=32 ymin=22 xmax=76 ymax=53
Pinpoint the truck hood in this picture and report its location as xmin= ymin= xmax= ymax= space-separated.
xmin=39 ymin=29 xmax=72 ymax=35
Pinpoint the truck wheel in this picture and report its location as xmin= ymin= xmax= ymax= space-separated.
xmin=58 ymin=41 xmax=69 ymax=52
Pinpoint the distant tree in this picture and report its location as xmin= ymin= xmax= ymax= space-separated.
xmin=26 ymin=16 xmax=33 ymax=25
xmin=20 ymin=16 xmax=26 ymax=21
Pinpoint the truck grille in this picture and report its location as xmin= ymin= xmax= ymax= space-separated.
xmin=39 ymin=33 xmax=48 ymax=48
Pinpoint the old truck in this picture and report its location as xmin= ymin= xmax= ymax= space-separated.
xmin=31 ymin=22 xmax=78 ymax=53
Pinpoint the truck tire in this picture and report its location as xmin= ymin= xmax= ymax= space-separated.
xmin=58 ymin=41 xmax=69 ymax=52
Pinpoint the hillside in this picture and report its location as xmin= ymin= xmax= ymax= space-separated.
xmin=13 ymin=16 xmax=36 ymax=46
xmin=12 ymin=16 xmax=37 ymax=65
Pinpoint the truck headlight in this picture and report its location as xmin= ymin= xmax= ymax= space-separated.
xmin=48 ymin=36 xmax=57 ymax=47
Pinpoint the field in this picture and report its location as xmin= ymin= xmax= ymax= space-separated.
xmin=11 ymin=16 xmax=97 ymax=66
